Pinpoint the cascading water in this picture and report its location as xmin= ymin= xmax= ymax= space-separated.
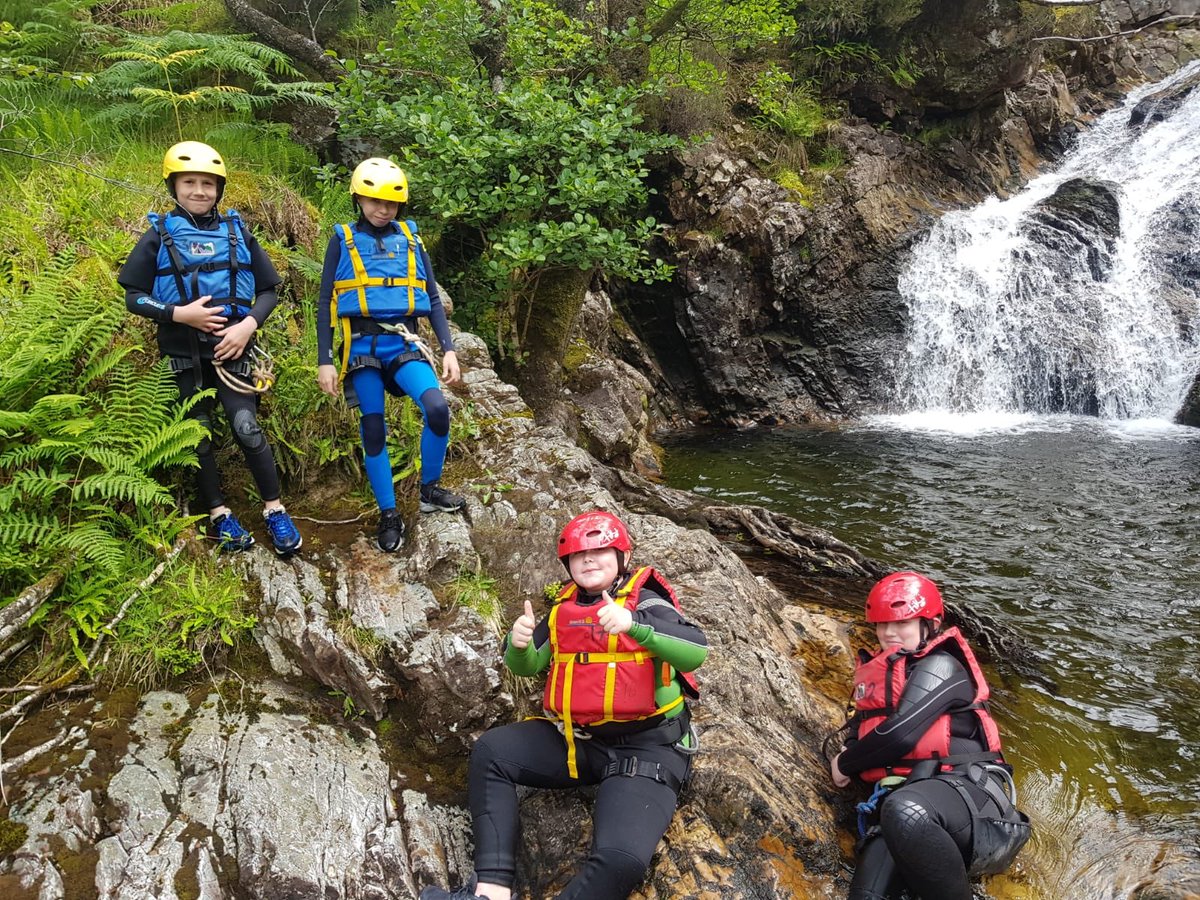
xmin=894 ymin=63 xmax=1200 ymax=419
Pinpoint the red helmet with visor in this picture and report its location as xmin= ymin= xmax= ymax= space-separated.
xmin=865 ymin=571 xmax=944 ymax=623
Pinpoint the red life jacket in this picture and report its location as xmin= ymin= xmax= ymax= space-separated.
xmin=851 ymin=627 xmax=1004 ymax=783
xmin=544 ymin=566 xmax=700 ymax=777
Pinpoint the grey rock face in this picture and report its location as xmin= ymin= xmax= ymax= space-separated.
xmin=90 ymin=685 xmax=432 ymax=900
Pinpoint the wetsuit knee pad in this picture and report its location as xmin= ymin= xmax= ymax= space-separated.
xmin=419 ymin=388 xmax=450 ymax=437
xmin=231 ymin=408 xmax=266 ymax=452
xmin=360 ymin=412 xmax=387 ymax=457
xmin=880 ymin=793 xmax=937 ymax=846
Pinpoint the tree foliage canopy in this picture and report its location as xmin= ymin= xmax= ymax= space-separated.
xmin=337 ymin=0 xmax=677 ymax=354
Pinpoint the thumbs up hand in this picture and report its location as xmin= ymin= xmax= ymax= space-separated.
xmin=511 ymin=600 xmax=536 ymax=649
xmin=596 ymin=591 xmax=633 ymax=635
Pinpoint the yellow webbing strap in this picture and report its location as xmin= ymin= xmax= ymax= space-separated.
xmin=397 ymin=220 xmax=419 ymax=315
xmin=562 ymin=653 xmax=579 ymax=778
xmin=334 ymin=224 xmax=371 ymax=317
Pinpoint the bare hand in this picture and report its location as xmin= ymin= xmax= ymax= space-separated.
xmin=511 ymin=600 xmax=536 ymax=649
xmin=596 ymin=591 xmax=633 ymax=635
xmin=441 ymin=350 xmax=461 ymax=384
xmin=173 ymin=295 xmax=226 ymax=333
xmin=831 ymin=752 xmax=851 ymax=788
xmin=213 ymin=317 xmax=257 ymax=362
xmin=317 ymin=364 xmax=339 ymax=397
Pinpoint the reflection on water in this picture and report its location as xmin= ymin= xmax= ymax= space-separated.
xmin=663 ymin=416 xmax=1200 ymax=897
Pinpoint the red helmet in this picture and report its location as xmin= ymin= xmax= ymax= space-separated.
xmin=557 ymin=511 xmax=632 ymax=563
xmin=865 ymin=572 xmax=944 ymax=623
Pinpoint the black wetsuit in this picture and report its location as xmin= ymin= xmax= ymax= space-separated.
xmin=839 ymin=649 xmax=1020 ymax=900
xmin=118 ymin=206 xmax=284 ymax=511
xmin=469 ymin=582 xmax=708 ymax=900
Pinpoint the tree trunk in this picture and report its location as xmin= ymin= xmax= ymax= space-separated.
xmin=223 ymin=0 xmax=344 ymax=81
xmin=513 ymin=267 xmax=593 ymax=415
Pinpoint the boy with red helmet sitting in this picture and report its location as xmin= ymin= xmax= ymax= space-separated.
xmin=420 ymin=510 xmax=708 ymax=900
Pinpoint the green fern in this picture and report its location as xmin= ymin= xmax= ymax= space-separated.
xmin=90 ymin=30 xmax=331 ymax=137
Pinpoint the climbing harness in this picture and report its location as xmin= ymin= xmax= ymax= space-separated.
xmin=856 ymin=775 xmax=906 ymax=838
xmin=366 ymin=320 xmax=438 ymax=371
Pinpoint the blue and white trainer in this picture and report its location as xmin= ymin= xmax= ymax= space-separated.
xmin=263 ymin=506 xmax=302 ymax=557
xmin=212 ymin=512 xmax=254 ymax=552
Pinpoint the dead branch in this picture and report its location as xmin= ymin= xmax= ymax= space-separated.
xmin=223 ymin=0 xmax=344 ymax=80
xmin=0 ymin=636 xmax=35 ymax=668
xmin=0 ymin=535 xmax=188 ymax=725
xmin=0 ymin=726 xmax=86 ymax=780
xmin=85 ymin=533 xmax=190 ymax=668
xmin=1033 ymin=14 xmax=1200 ymax=42
xmin=0 ymin=569 xmax=66 ymax=646
xmin=0 ymin=665 xmax=83 ymax=724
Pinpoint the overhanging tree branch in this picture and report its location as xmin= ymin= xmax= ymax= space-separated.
xmin=222 ymin=0 xmax=344 ymax=81
xmin=1033 ymin=14 xmax=1200 ymax=42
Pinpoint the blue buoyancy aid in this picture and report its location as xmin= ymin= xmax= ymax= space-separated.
xmin=332 ymin=220 xmax=431 ymax=320
xmin=149 ymin=210 xmax=256 ymax=313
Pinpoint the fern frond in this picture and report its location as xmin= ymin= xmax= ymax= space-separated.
xmin=73 ymin=471 xmax=173 ymax=507
xmin=0 ymin=512 xmax=63 ymax=547
xmin=78 ymin=346 xmax=137 ymax=389
xmin=62 ymin=523 xmax=127 ymax=575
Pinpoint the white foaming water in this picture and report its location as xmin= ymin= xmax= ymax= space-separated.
xmin=894 ymin=63 xmax=1200 ymax=422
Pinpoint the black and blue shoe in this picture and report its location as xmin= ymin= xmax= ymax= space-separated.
xmin=263 ymin=506 xmax=302 ymax=557
xmin=419 ymin=481 xmax=466 ymax=513
xmin=377 ymin=508 xmax=405 ymax=553
xmin=212 ymin=512 xmax=254 ymax=552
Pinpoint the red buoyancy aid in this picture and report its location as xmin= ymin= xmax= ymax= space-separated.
xmin=851 ymin=627 xmax=1004 ymax=783
xmin=544 ymin=566 xmax=700 ymax=777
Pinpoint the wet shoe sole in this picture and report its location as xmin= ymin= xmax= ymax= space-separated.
xmin=419 ymin=501 xmax=465 ymax=513
xmin=272 ymin=537 xmax=302 ymax=558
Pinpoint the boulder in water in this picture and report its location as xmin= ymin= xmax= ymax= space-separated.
xmin=1128 ymin=65 xmax=1200 ymax=128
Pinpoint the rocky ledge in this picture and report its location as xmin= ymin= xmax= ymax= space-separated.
xmin=1 ymin=332 xmax=887 ymax=900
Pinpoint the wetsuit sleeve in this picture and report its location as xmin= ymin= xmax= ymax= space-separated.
xmin=316 ymin=235 xmax=342 ymax=366
xmin=421 ymin=245 xmax=455 ymax=352
xmin=243 ymin=226 xmax=282 ymax=325
xmin=120 ymin=228 xmax=176 ymax=323
xmin=626 ymin=588 xmax=708 ymax=672
xmin=503 ymin=616 xmax=552 ymax=676
xmin=838 ymin=650 xmax=974 ymax=777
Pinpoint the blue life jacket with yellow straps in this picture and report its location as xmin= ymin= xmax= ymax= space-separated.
xmin=148 ymin=210 xmax=255 ymax=317
xmin=332 ymin=220 xmax=431 ymax=320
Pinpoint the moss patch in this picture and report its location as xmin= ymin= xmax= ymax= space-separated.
xmin=0 ymin=818 xmax=29 ymax=856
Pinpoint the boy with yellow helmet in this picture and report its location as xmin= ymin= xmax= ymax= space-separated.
xmin=118 ymin=140 xmax=302 ymax=556
xmin=316 ymin=157 xmax=465 ymax=552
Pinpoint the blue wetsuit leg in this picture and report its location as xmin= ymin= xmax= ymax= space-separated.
xmin=389 ymin=359 xmax=450 ymax=484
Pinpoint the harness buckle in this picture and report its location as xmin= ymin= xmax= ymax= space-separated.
xmin=577 ymin=652 xmax=590 ymax=664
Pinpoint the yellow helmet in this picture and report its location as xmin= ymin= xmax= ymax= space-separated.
xmin=350 ymin=158 xmax=409 ymax=202
xmin=162 ymin=141 xmax=227 ymax=180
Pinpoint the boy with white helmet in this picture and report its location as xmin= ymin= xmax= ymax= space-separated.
xmin=316 ymin=158 xmax=465 ymax=552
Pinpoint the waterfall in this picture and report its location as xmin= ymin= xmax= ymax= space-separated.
xmin=894 ymin=64 xmax=1200 ymax=419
